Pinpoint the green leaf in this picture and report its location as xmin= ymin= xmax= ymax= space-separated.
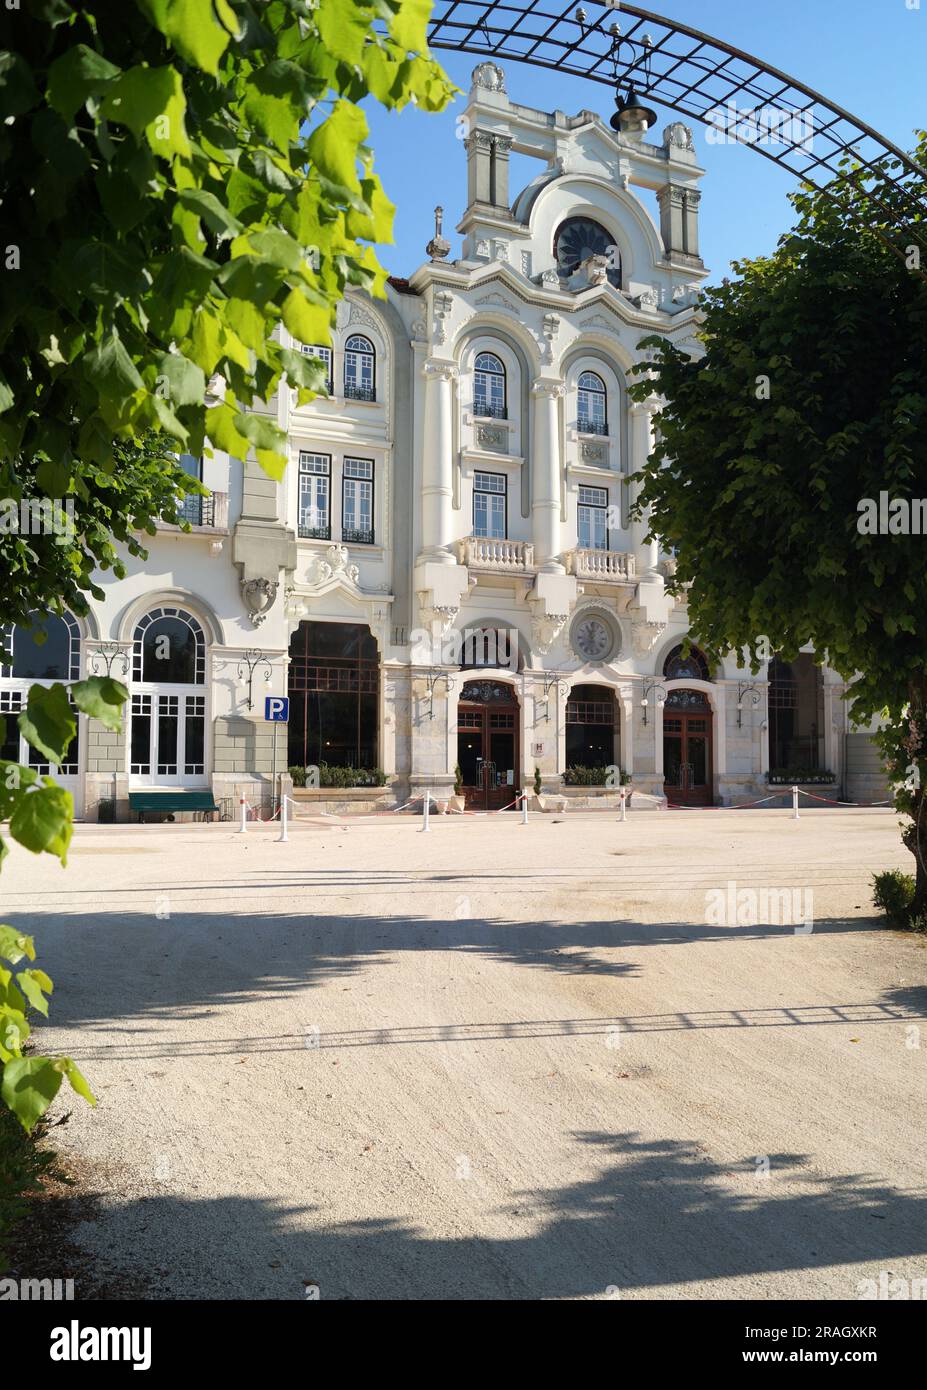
xmin=0 ymin=51 xmax=40 ymax=117
xmin=306 ymin=100 xmax=368 ymax=195
xmin=1 ymin=1057 xmax=63 ymax=1131
xmin=19 ymin=684 xmax=75 ymax=764
xmin=154 ymin=350 xmax=207 ymax=409
xmin=70 ymin=676 xmax=128 ymax=731
xmin=281 ymin=287 xmax=332 ymax=348
xmin=9 ymin=782 xmax=73 ymax=863
xmin=16 ymin=968 xmax=53 ymax=1017
xmin=47 ymin=44 xmax=121 ymax=121
xmin=100 ymin=65 xmax=191 ymax=159
xmin=177 ymin=188 xmax=244 ymax=241
xmin=390 ymin=0 xmax=432 ymax=53
xmin=0 ymin=925 xmax=36 ymax=966
xmin=139 ymin=0 xmax=236 ymax=75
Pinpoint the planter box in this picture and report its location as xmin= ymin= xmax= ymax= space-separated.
xmin=291 ymin=786 xmax=392 ymax=815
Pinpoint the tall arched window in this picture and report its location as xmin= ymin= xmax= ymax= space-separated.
xmin=130 ymin=607 xmax=206 ymax=782
xmin=663 ymin=643 xmax=711 ymax=682
xmin=577 ymin=371 xmax=608 ymax=435
xmin=343 ymin=335 xmax=376 ymax=402
xmin=474 ymin=352 xmax=506 ymax=418
xmin=0 ymin=612 xmax=81 ymax=775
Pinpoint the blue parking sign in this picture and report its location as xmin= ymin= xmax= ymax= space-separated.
xmin=265 ymin=696 xmax=289 ymax=722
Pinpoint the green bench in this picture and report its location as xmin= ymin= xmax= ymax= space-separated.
xmin=128 ymin=790 xmax=219 ymax=824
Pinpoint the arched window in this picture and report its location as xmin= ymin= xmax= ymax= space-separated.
xmin=663 ymin=643 xmax=711 ymax=682
xmin=343 ymin=335 xmax=376 ymax=402
xmin=0 ymin=613 xmax=81 ymax=776
xmin=1 ymin=612 xmax=80 ymax=680
xmin=473 ymin=352 xmax=506 ymax=419
xmin=554 ymin=216 xmax=621 ymax=288
xmin=130 ymin=608 xmax=207 ymax=783
xmin=577 ymin=371 xmax=608 ymax=435
xmin=133 ymin=608 xmax=205 ymax=684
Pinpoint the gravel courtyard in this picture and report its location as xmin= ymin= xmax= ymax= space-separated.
xmin=7 ymin=807 xmax=927 ymax=1301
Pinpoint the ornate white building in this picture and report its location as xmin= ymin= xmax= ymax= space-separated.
xmin=2 ymin=65 xmax=887 ymax=817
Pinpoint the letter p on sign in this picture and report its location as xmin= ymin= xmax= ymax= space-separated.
xmin=265 ymin=696 xmax=289 ymax=722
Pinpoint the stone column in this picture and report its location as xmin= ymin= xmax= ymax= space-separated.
xmin=465 ymin=130 xmax=494 ymax=206
xmin=628 ymin=399 xmax=660 ymax=577
xmin=420 ymin=360 xmax=458 ymax=564
xmin=682 ymin=188 xmax=701 ymax=259
xmin=491 ymin=134 xmax=513 ymax=208
xmin=656 ymin=185 xmax=686 ymax=259
xmin=531 ymin=380 xmax=565 ymax=573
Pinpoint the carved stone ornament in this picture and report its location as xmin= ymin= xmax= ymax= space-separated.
xmin=663 ymin=122 xmax=694 ymax=151
xmin=477 ymin=424 xmax=508 ymax=452
xmin=241 ymin=576 xmax=279 ymax=627
xmin=306 ymin=544 xmax=360 ymax=590
xmin=532 ymin=612 xmax=569 ymax=655
xmin=472 ymin=62 xmax=506 ymax=92
xmin=426 ymin=205 xmax=451 ymax=262
xmin=420 ymin=604 xmax=459 ymax=639
xmin=631 ymin=620 xmax=666 ymax=655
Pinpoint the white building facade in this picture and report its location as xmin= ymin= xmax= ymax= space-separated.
xmin=2 ymin=65 xmax=887 ymax=818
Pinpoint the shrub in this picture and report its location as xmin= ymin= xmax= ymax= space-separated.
xmin=562 ymin=766 xmax=608 ymax=786
xmin=454 ymin=764 xmax=463 ymax=795
xmin=288 ymin=765 xmax=307 ymax=788
xmin=533 ymin=766 xmax=542 ymax=795
xmin=871 ymin=869 xmax=916 ymax=926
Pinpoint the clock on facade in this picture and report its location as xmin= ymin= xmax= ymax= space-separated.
xmin=554 ymin=216 xmax=621 ymax=288
xmin=572 ymin=616 xmax=613 ymax=662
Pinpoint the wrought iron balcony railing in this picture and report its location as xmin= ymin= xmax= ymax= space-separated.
xmin=343 ymin=383 xmax=376 ymax=402
xmin=298 ymin=523 xmax=331 ymax=540
xmin=474 ymin=402 xmax=507 ymax=420
xmin=578 ymin=419 xmax=609 ymax=437
xmin=342 ymin=527 xmax=375 ymax=545
xmin=162 ymin=490 xmax=229 ymax=531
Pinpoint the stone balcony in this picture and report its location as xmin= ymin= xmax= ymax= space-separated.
xmin=457 ymin=536 xmax=535 ymax=572
xmin=565 ymin=548 xmax=636 ymax=582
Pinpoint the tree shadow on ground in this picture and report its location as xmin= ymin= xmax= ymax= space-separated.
xmin=4 ymin=902 xmax=904 ymax=1031
xmin=66 ymin=1131 xmax=927 ymax=1301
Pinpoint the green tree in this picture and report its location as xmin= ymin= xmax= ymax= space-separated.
xmin=630 ymin=135 xmax=927 ymax=910
xmin=0 ymin=0 xmax=455 ymax=1128
xmin=0 ymin=0 xmax=454 ymax=481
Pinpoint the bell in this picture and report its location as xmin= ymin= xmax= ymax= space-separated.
xmin=610 ymin=86 xmax=658 ymax=135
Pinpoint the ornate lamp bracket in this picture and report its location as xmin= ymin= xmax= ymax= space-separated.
xmin=737 ymin=681 xmax=761 ymax=728
xmin=540 ymin=673 xmax=568 ymax=724
xmin=640 ymin=679 xmax=667 ymax=727
xmin=91 ymin=643 xmax=130 ymax=679
xmin=425 ymin=670 xmax=455 ymax=720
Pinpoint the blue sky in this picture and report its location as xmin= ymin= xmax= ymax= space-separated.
xmin=362 ymin=0 xmax=926 ymax=283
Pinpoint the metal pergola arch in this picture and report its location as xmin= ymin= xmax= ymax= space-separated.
xmin=427 ymin=1 xmax=927 ymax=270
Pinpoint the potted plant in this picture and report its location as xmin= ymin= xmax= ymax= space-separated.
xmin=447 ymin=764 xmax=466 ymax=814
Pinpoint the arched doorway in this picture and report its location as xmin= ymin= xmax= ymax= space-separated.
xmin=663 ymin=688 xmax=713 ymax=805
xmin=456 ymin=679 xmax=519 ymax=810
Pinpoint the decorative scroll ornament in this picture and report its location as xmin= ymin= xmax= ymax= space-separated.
xmin=472 ymin=61 xmax=506 ymax=92
xmin=306 ymin=545 xmax=360 ymax=590
xmin=663 ymin=121 xmax=694 ymax=151
xmin=532 ymin=612 xmax=569 ymax=655
xmin=631 ymin=620 xmax=665 ymax=655
xmin=460 ymin=679 xmax=514 ymax=704
xmin=241 ymin=577 xmax=278 ymax=627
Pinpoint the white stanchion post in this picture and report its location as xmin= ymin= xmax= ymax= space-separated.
xmin=278 ymin=794 xmax=289 ymax=843
xmin=521 ymin=790 xmax=529 ymax=825
xmin=792 ymin=784 xmax=800 ymax=820
xmin=238 ymin=797 xmax=247 ymax=833
xmin=620 ymin=788 xmax=627 ymax=822
xmin=420 ymin=790 xmax=431 ymax=833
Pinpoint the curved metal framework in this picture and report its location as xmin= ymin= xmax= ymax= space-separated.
xmin=427 ymin=2 xmax=926 ymax=264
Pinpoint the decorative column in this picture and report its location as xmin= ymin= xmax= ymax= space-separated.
xmin=420 ymin=359 xmax=458 ymax=565
xmin=682 ymin=188 xmax=701 ymax=260
xmin=656 ymin=184 xmax=686 ymax=259
xmin=628 ymin=399 xmax=660 ymax=578
xmin=465 ymin=130 xmax=494 ymax=206
xmin=531 ymin=380 xmax=565 ymax=573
